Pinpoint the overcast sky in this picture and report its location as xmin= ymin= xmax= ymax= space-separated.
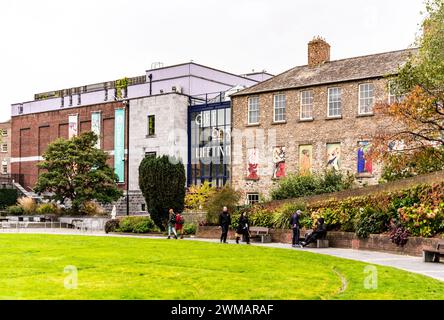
xmin=0 ymin=0 xmax=425 ymax=122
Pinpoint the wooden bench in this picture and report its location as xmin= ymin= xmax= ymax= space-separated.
xmin=423 ymin=243 xmax=444 ymax=263
xmin=249 ymin=227 xmax=272 ymax=243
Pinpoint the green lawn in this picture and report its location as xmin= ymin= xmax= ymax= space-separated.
xmin=0 ymin=234 xmax=443 ymax=300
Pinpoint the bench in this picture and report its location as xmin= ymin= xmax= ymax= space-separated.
xmin=299 ymin=229 xmax=329 ymax=248
xmin=249 ymin=227 xmax=272 ymax=243
xmin=423 ymin=243 xmax=444 ymax=263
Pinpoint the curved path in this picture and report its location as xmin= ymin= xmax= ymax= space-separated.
xmin=1 ymin=228 xmax=443 ymax=281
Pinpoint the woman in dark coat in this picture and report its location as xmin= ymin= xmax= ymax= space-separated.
xmin=235 ymin=212 xmax=250 ymax=244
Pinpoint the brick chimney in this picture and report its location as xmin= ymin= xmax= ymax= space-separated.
xmin=308 ymin=37 xmax=330 ymax=67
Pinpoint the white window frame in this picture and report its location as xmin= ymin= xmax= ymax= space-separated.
xmin=247 ymin=193 xmax=260 ymax=205
xmin=247 ymin=96 xmax=260 ymax=125
xmin=1 ymin=164 xmax=7 ymax=174
xmin=1 ymin=144 xmax=7 ymax=153
xmin=327 ymin=87 xmax=342 ymax=118
xmin=300 ymin=90 xmax=314 ymax=120
xmin=0 ymin=129 xmax=7 ymax=137
xmin=273 ymin=93 xmax=286 ymax=123
xmin=358 ymin=83 xmax=375 ymax=115
xmin=388 ymin=81 xmax=406 ymax=104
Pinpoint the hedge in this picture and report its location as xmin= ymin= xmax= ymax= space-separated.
xmin=0 ymin=189 xmax=18 ymax=209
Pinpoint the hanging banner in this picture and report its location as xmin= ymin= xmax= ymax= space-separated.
xmin=68 ymin=115 xmax=78 ymax=139
xmin=114 ymin=109 xmax=125 ymax=183
xmin=91 ymin=112 xmax=101 ymax=149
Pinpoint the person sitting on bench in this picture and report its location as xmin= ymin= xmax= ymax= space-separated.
xmin=301 ymin=218 xmax=327 ymax=247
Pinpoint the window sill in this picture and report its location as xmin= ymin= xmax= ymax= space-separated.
xmin=145 ymin=134 xmax=156 ymax=139
xmin=356 ymin=113 xmax=374 ymax=118
xmin=325 ymin=116 xmax=342 ymax=120
xmin=299 ymin=118 xmax=314 ymax=123
xmin=246 ymin=123 xmax=260 ymax=127
xmin=271 ymin=121 xmax=287 ymax=125
xmin=356 ymin=173 xmax=374 ymax=178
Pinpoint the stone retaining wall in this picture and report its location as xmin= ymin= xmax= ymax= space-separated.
xmin=196 ymin=226 xmax=443 ymax=257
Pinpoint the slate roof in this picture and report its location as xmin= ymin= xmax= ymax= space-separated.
xmin=233 ymin=48 xmax=418 ymax=96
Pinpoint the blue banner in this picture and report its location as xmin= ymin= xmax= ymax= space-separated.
xmin=114 ymin=109 xmax=125 ymax=183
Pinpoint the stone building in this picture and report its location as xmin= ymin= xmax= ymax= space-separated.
xmin=231 ymin=38 xmax=416 ymax=204
xmin=0 ymin=120 xmax=11 ymax=176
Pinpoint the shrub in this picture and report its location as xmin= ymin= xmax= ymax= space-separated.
xmin=185 ymin=182 xmax=216 ymax=211
xmin=270 ymin=171 xmax=354 ymax=201
xmin=139 ymin=155 xmax=186 ymax=230
xmin=81 ymin=201 xmax=106 ymax=216
xmin=204 ymin=186 xmax=241 ymax=225
xmin=117 ymin=216 xmax=159 ymax=233
xmin=6 ymin=205 xmax=24 ymax=215
xmin=17 ymin=197 xmax=37 ymax=215
xmin=272 ymin=203 xmax=306 ymax=229
xmin=389 ymin=222 xmax=410 ymax=246
xmin=183 ymin=223 xmax=197 ymax=235
xmin=355 ymin=206 xmax=389 ymax=239
xmin=0 ymin=189 xmax=18 ymax=209
xmin=105 ymin=220 xmax=120 ymax=233
xmin=36 ymin=203 xmax=60 ymax=215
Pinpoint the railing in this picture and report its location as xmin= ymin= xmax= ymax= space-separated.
xmin=189 ymin=91 xmax=227 ymax=106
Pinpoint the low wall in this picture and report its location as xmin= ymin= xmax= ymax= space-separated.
xmin=196 ymin=226 xmax=442 ymax=257
xmin=182 ymin=211 xmax=206 ymax=225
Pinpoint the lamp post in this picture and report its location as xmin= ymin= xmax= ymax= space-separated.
xmin=123 ymin=99 xmax=130 ymax=216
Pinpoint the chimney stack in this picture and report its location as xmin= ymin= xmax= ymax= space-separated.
xmin=308 ymin=37 xmax=330 ymax=67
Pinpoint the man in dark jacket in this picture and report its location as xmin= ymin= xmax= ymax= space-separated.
xmin=301 ymin=218 xmax=327 ymax=247
xmin=236 ymin=212 xmax=250 ymax=244
xmin=219 ymin=206 xmax=231 ymax=243
xmin=290 ymin=210 xmax=301 ymax=247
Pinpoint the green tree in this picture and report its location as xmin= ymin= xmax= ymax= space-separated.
xmin=138 ymin=155 xmax=186 ymax=230
xmin=374 ymin=0 xmax=444 ymax=156
xmin=34 ymin=132 xmax=123 ymax=212
xmin=204 ymin=186 xmax=241 ymax=225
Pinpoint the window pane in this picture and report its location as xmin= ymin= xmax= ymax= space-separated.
xmin=328 ymin=88 xmax=341 ymax=117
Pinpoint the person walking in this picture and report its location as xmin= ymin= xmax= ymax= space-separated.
xmin=219 ymin=206 xmax=231 ymax=243
xmin=235 ymin=212 xmax=250 ymax=244
xmin=167 ymin=208 xmax=178 ymax=239
xmin=290 ymin=210 xmax=302 ymax=247
xmin=175 ymin=212 xmax=185 ymax=239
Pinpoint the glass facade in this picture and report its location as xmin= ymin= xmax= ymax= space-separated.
xmin=188 ymin=102 xmax=231 ymax=187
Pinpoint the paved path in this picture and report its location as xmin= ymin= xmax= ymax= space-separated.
xmin=1 ymin=228 xmax=443 ymax=281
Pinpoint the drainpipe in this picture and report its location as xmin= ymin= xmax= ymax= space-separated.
xmin=148 ymin=74 xmax=153 ymax=96
xmin=124 ymin=99 xmax=130 ymax=216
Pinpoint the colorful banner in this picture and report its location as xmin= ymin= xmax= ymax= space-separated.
xmin=246 ymin=148 xmax=259 ymax=180
xmin=357 ymin=141 xmax=372 ymax=174
xmin=114 ymin=109 xmax=125 ymax=183
xmin=326 ymin=143 xmax=341 ymax=171
xmin=91 ymin=112 xmax=101 ymax=149
xmin=299 ymin=145 xmax=312 ymax=175
xmin=272 ymin=146 xmax=286 ymax=179
xmin=68 ymin=115 xmax=78 ymax=139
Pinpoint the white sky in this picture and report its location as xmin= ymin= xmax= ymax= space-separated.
xmin=0 ymin=0 xmax=425 ymax=122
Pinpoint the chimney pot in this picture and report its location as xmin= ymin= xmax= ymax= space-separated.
xmin=308 ymin=37 xmax=330 ymax=67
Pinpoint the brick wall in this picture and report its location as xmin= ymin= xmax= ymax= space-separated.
xmin=11 ymin=101 xmax=127 ymax=190
xmin=231 ymin=78 xmax=399 ymax=203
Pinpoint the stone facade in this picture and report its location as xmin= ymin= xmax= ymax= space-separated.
xmin=0 ymin=121 xmax=11 ymax=176
xmin=231 ymin=78 xmax=391 ymax=202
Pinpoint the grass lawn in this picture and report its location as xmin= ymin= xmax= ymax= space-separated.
xmin=0 ymin=234 xmax=443 ymax=300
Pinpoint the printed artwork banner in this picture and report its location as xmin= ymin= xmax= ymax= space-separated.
xmin=114 ymin=109 xmax=125 ymax=183
xmin=91 ymin=112 xmax=101 ymax=149
xmin=299 ymin=145 xmax=312 ymax=175
xmin=272 ymin=146 xmax=286 ymax=179
xmin=246 ymin=148 xmax=259 ymax=180
xmin=68 ymin=115 xmax=78 ymax=139
xmin=357 ymin=141 xmax=372 ymax=174
xmin=326 ymin=143 xmax=341 ymax=171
